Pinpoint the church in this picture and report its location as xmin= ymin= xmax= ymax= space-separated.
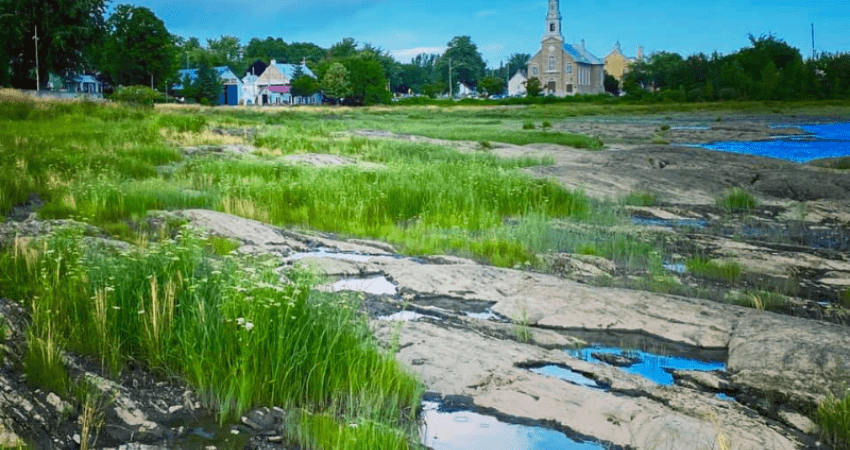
xmin=527 ymin=0 xmax=605 ymax=96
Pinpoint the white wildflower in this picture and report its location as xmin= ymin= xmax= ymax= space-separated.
xmin=244 ymin=322 xmax=254 ymax=332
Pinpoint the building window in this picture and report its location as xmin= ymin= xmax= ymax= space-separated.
xmin=548 ymin=56 xmax=555 ymax=71
xmin=567 ymin=84 xmax=573 ymax=93
xmin=566 ymin=63 xmax=572 ymax=74
xmin=550 ymin=23 xmax=555 ymax=32
xmin=532 ymin=66 xmax=538 ymax=76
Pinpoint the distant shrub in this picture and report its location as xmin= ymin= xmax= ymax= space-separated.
xmin=523 ymin=121 xmax=536 ymax=130
xmin=112 ymin=86 xmax=159 ymax=107
xmin=818 ymin=390 xmax=850 ymax=450
xmin=542 ymin=121 xmax=552 ymax=129
xmin=659 ymin=124 xmax=671 ymax=131
xmin=479 ymin=141 xmax=493 ymax=150
xmin=716 ymin=188 xmax=757 ymax=213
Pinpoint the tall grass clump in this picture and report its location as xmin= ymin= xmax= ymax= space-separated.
xmin=818 ymin=389 xmax=850 ymax=450
xmin=0 ymin=226 xmax=422 ymax=447
xmin=686 ymin=257 xmax=742 ymax=283
xmin=621 ymin=190 xmax=658 ymax=207
xmin=716 ymin=188 xmax=757 ymax=213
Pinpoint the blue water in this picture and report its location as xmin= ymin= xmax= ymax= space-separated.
xmin=422 ymin=401 xmax=604 ymax=450
xmin=565 ymin=346 xmax=726 ymax=386
xmin=698 ymin=123 xmax=850 ymax=162
xmin=530 ymin=365 xmax=609 ymax=390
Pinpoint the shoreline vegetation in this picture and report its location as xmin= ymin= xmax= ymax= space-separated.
xmin=1 ymin=91 xmax=849 ymax=448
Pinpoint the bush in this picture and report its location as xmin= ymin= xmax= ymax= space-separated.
xmin=716 ymin=188 xmax=757 ymax=213
xmin=523 ymin=121 xmax=536 ymax=130
xmin=818 ymin=390 xmax=850 ymax=450
xmin=622 ymin=191 xmax=657 ymax=207
xmin=112 ymin=86 xmax=160 ymax=107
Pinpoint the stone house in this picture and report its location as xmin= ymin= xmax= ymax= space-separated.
xmin=527 ymin=0 xmax=604 ymax=96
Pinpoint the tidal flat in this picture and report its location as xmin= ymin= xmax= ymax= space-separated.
xmin=1 ymin=93 xmax=849 ymax=449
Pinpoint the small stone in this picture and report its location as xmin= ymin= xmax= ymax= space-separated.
xmin=46 ymin=392 xmax=73 ymax=415
xmin=230 ymin=428 xmax=239 ymax=435
xmin=268 ymin=436 xmax=283 ymax=443
xmin=73 ymin=433 xmax=81 ymax=444
xmin=168 ymin=405 xmax=183 ymax=414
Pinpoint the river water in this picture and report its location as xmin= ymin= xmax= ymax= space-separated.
xmin=697 ymin=123 xmax=850 ymax=162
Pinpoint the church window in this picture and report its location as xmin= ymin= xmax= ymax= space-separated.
xmin=550 ymin=23 xmax=556 ymax=32
xmin=548 ymin=56 xmax=555 ymax=71
xmin=566 ymin=63 xmax=572 ymax=74
xmin=532 ymin=66 xmax=538 ymax=76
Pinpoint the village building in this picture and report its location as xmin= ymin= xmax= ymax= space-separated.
xmin=508 ymin=70 xmax=527 ymax=97
xmin=46 ymin=73 xmax=104 ymax=98
xmin=603 ymin=42 xmax=643 ymax=83
xmin=527 ymin=0 xmax=604 ymax=96
xmin=249 ymin=60 xmax=321 ymax=106
xmin=174 ymin=66 xmax=242 ymax=105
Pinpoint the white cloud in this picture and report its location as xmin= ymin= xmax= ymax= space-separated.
xmin=389 ymin=46 xmax=448 ymax=62
xmin=476 ymin=9 xmax=497 ymax=18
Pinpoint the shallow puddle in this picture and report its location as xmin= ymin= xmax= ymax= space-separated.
xmin=421 ymin=401 xmax=605 ymax=450
xmin=566 ymin=346 xmax=725 ymax=386
xmin=289 ymin=248 xmax=375 ymax=262
xmin=465 ymin=308 xmax=504 ymax=321
xmin=378 ymin=310 xmax=427 ymax=321
xmin=631 ymin=217 xmax=708 ymax=229
xmin=528 ymin=365 xmax=609 ymax=390
xmin=332 ymin=276 xmax=397 ymax=295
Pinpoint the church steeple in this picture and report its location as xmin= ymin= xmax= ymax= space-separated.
xmin=543 ymin=0 xmax=563 ymax=42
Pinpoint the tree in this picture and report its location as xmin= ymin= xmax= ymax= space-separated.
xmin=479 ymin=76 xmax=505 ymax=98
xmin=0 ymin=0 xmax=108 ymax=88
xmin=207 ymin=35 xmax=244 ymax=73
xmin=506 ymin=53 xmax=531 ymax=77
xmin=525 ymin=77 xmax=542 ymax=97
xmin=103 ymin=5 xmax=177 ymax=88
xmin=340 ymin=54 xmax=390 ymax=105
xmin=435 ymin=36 xmax=486 ymax=88
xmin=329 ymin=38 xmax=358 ymax=59
xmin=604 ymin=74 xmax=620 ymax=96
xmin=191 ymin=58 xmax=222 ymax=105
xmin=291 ymin=72 xmax=320 ymax=98
xmin=322 ymin=62 xmax=352 ymax=104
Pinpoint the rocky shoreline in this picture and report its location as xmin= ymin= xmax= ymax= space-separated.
xmin=2 ymin=113 xmax=849 ymax=449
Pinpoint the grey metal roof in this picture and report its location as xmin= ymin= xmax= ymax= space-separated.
xmin=563 ymin=43 xmax=603 ymax=65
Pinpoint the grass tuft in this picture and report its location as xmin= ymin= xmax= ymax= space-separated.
xmin=621 ymin=191 xmax=658 ymax=207
xmin=522 ymin=121 xmax=536 ymax=130
xmin=818 ymin=390 xmax=850 ymax=450
xmin=686 ymin=257 xmax=742 ymax=283
xmin=716 ymin=188 xmax=757 ymax=213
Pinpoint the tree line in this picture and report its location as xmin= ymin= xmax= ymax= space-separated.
xmin=3 ymin=0 xmax=848 ymax=105
xmin=621 ymin=35 xmax=850 ymax=101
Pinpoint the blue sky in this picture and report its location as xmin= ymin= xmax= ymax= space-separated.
xmin=124 ymin=0 xmax=850 ymax=67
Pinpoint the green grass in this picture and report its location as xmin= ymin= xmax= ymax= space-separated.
xmin=841 ymin=290 xmax=850 ymax=308
xmin=0 ymin=226 xmax=422 ymax=446
xmin=621 ymin=190 xmax=658 ymax=207
xmin=725 ymin=290 xmax=787 ymax=311
xmin=686 ymin=257 xmax=743 ymax=283
xmin=818 ymin=390 xmax=850 ymax=450
xmin=716 ymin=188 xmax=757 ymax=213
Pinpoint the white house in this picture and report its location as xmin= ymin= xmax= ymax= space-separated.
xmin=508 ymin=70 xmax=527 ymax=97
xmin=456 ymin=82 xmax=476 ymax=98
xmin=252 ymin=60 xmax=319 ymax=105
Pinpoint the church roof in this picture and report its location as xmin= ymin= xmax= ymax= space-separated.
xmin=563 ymin=43 xmax=603 ymax=65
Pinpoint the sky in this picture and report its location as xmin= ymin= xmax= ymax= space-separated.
xmin=122 ymin=0 xmax=850 ymax=68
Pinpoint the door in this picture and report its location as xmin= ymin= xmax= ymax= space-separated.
xmin=226 ymin=85 xmax=238 ymax=105
xmin=548 ymin=81 xmax=556 ymax=94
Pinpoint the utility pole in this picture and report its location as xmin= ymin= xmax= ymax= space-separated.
xmin=811 ymin=23 xmax=816 ymax=59
xmin=33 ymin=26 xmax=40 ymax=91
xmin=448 ymin=57 xmax=452 ymax=98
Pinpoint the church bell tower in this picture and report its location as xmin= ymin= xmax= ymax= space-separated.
xmin=543 ymin=0 xmax=563 ymax=42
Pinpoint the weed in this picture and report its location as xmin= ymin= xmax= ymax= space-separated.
xmin=0 ymin=323 xmax=6 ymax=365
xmin=840 ymin=290 xmax=850 ymax=308
xmin=75 ymin=381 xmax=111 ymax=450
xmin=479 ymin=140 xmax=493 ymax=150
xmin=716 ymin=188 xmax=757 ymax=213
xmin=542 ymin=121 xmax=552 ymax=129
xmin=818 ymin=389 xmax=850 ymax=450
xmin=206 ymin=236 xmax=241 ymax=256
xmin=659 ymin=124 xmax=671 ymax=131
xmin=686 ymin=257 xmax=742 ymax=283
xmin=621 ymin=191 xmax=658 ymax=207
xmin=512 ymin=308 xmax=533 ymax=343
xmin=726 ymin=290 xmax=787 ymax=311
xmin=522 ymin=121 xmax=536 ymax=130
xmin=651 ymin=134 xmax=670 ymax=145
